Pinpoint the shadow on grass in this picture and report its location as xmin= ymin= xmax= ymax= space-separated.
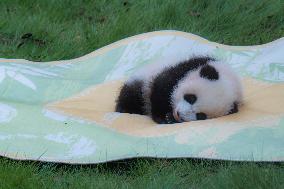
xmin=1 ymin=155 xmax=282 ymax=172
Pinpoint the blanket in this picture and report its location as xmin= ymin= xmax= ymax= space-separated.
xmin=0 ymin=31 xmax=283 ymax=163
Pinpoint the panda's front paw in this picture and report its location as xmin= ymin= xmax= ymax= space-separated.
xmin=165 ymin=112 xmax=178 ymax=124
xmin=152 ymin=113 xmax=177 ymax=124
xmin=152 ymin=116 xmax=167 ymax=124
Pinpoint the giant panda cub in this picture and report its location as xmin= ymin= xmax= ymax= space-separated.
xmin=115 ymin=56 xmax=243 ymax=124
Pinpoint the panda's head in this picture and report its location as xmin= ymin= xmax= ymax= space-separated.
xmin=171 ymin=61 xmax=243 ymax=122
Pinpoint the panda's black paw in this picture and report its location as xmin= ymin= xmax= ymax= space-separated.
xmin=152 ymin=116 xmax=166 ymax=124
xmin=152 ymin=113 xmax=178 ymax=124
xmin=165 ymin=112 xmax=178 ymax=124
xmin=227 ymin=102 xmax=239 ymax=115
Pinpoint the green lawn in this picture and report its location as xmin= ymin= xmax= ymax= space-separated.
xmin=0 ymin=0 xmax=284 ymax=188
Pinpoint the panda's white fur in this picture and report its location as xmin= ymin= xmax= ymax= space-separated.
xmin=171 ymin=60 xmax=243 ymax=122
xmin=115 ymin=55 xmax=243 ymax=124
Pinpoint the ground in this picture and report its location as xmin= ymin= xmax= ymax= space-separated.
xmin=0 ymin=0 xmax=284 ymax=188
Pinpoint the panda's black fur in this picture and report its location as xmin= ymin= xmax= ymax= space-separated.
xmin=115 ymin=56 xmax=232 ymax=124
xmin=115 ymin=80 xmax=145 ymax=115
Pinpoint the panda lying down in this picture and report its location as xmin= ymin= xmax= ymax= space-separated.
xmin=115 ymin=56 xmax=243 ymax=124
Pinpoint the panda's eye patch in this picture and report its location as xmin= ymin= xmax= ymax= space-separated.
xmin=184 ymin=94 xmax=197 ymax=104
xmin=196 ymin=112 xmax=207 ymax=120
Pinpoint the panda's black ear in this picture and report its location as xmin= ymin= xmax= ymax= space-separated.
xmin=200 ymin=65 xmax=219 ymax=81
xmin=228 ymin=102 xmax=238 ymax=115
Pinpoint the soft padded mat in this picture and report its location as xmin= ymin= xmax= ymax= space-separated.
xmin=0 ymin=31 xmax=283 ymax=163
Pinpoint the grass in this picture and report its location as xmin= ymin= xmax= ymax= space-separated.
xmin=0 ymin=0 xmax=284 ymax=188
xmin=0 ymin=158 xmax=283 ymax=189
xmin=1 ymin=0 xmax=284 ymax=61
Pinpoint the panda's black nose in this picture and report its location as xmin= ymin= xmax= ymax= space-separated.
xmin=184 ymin=94 xmax=197 ymax=104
